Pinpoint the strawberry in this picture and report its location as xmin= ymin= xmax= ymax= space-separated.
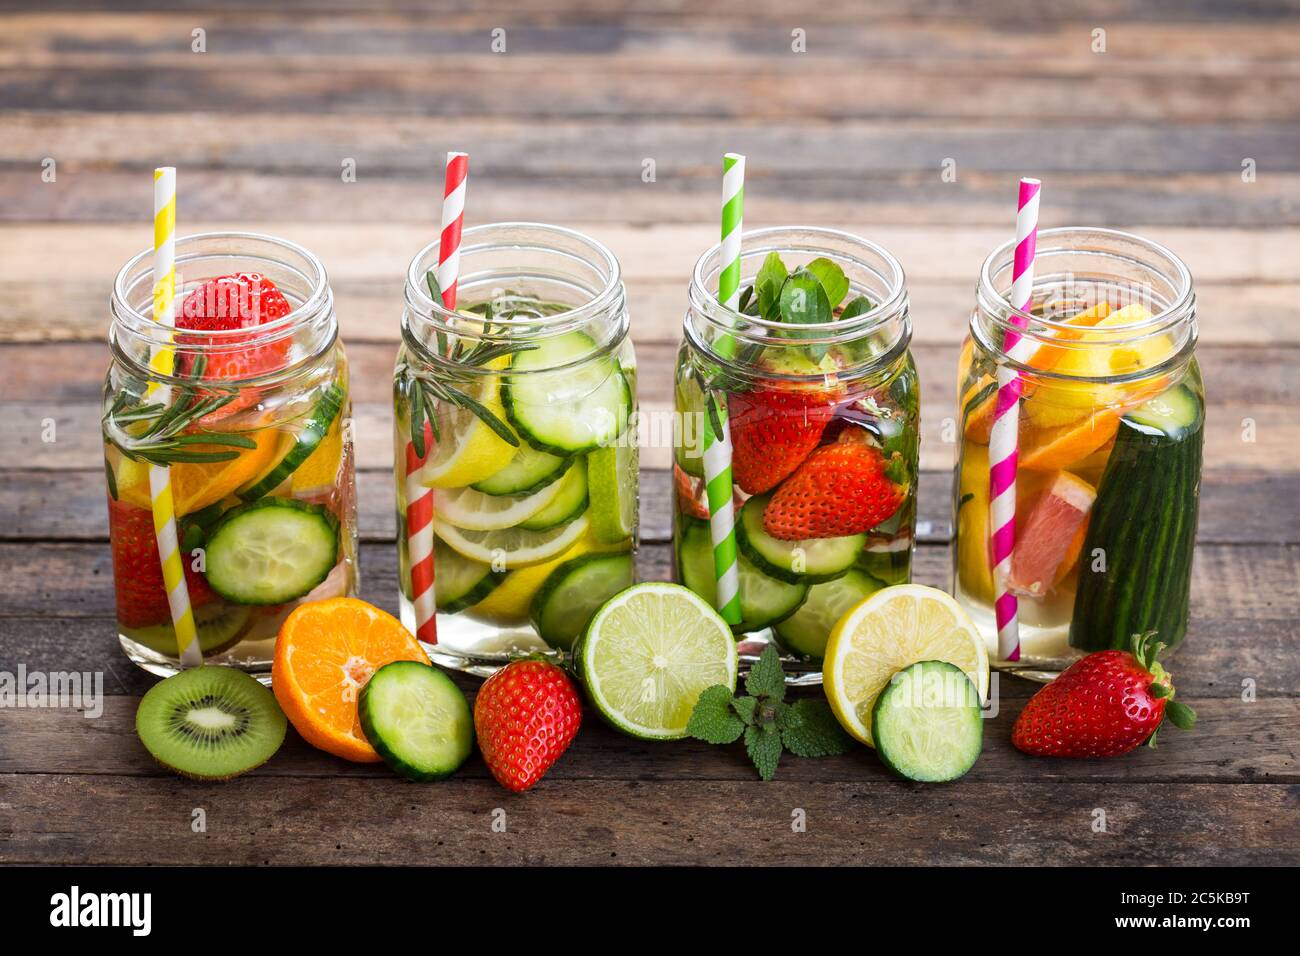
xmin=474 ymin=658 xmax=582 ymax=792
xmin=761 ymin=432 xmax=905 ymax=540
xmin=177 ymin=273 xmax=293 ymax=420
xmin=1012 ymin=632 xmax=1196 ymax=758
xmin=673 ymin=463 xmax=710 ymax=520
xmin=108 ymin=496 xmax=215 ymax=629
xmin=728 ymin=383 xmax=836 ymax=495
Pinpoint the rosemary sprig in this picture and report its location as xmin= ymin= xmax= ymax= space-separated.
xmin=103 ymin=357 xmax=259 ymax=467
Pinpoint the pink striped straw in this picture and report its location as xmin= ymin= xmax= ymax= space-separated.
xmin=406 ymin=150 xmax=468 ymax=644
xmin=988 ymin=177 xmax=1041 ymax=662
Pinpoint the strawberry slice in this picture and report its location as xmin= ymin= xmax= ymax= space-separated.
xmin=673 ymin=463 xmax=711 ymax=520
xmin=176 ymin=272 xmax=294 ymax=421
xmin=728 ymin=383 xmax=836 ymax=495
xmin=108 ymin=495 xmax=215 ymax=628
xmin=762 ymin=432 xmax=905 ymax=540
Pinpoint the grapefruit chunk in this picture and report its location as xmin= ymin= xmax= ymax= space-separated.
xmin=1008 ymin=471 xmax=1096 ymax=597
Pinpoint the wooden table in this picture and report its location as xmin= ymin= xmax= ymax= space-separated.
xmin=1 ymin=1 xmax=1296 ymax=866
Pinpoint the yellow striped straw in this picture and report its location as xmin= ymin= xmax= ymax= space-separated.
xmin=146 ymin=167 xmax=200 ymax=667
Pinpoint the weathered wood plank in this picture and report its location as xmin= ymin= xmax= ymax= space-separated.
xmin=2 ymin=696 xmax=1291 ymax=784
xmin=1 ymin=541 xmax=1294 ymax=699
xmin=1 ymin=774 xmax=1294 ymax=866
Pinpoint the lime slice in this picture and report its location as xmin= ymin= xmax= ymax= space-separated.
xmin=578 ymin=582 xmax=738 ymax=740
xmin=823 ymin=584 xmax=989 ymax=747
xmin=587 ymin=441 xmax=637 ymax=544
xmin=432 ymin=470 xmax=573 ymax=531
xmin=432 ymin=512 xmax=590 ymax=569
xmin=417 ymin=359 xmax=517 ymax=490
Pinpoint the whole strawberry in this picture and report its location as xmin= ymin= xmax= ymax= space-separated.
xmin=108 ymin=496 xmax=215 ymax=628
xmin=762 ymin=431 xmax=905 ymax=540
xmin=474 ymin=659 xmax=582 ymax=792
xmin=729 ymin=384 xmax=836 ymax=495
xmin=1012 ymin=632 xmax=1196 ymax=757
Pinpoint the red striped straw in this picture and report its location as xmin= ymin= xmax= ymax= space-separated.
xmin=988 ymin=177 xmax=1041 ymax=662
xmin=406 ymin=151 xmax=469 ymax=644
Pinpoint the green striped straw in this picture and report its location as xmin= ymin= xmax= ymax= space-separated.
xmin=701 ymin=152 xmax=745 ymax=625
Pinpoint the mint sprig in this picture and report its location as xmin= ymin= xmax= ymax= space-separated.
xmin=686 ymin=645 xmax=856 ymax=780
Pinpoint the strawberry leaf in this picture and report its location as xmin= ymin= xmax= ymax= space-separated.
xmin=1165 ymin=700 xmax=1197 ymax=731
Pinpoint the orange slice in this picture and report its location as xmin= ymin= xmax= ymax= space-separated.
xmin=1020 ymin=412 xmax=1122 ymax=472
xmin=1026 ymin=302 xmax=1112 ymax=372
xmin=115 ymin=425 xmax=284 ymax=515
xmin=272 ymin=598 xmax=430 ymax=762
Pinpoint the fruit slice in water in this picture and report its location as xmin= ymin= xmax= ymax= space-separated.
xmin=433 ymin=512 xmax=589 ymax=569
xmin=135 ymin=666 xmax=287 ymax=780
xmin=432 ymin=538 xmax=499 ymax=613
xmin=418 ymin=357 xmax=517 ymax=489
xmin=773 ymin=569 xmax=882 ymax=660
xmin=677 ymin=520 xmax=806 ymax=633
xmin=272 ymin=597 xmax=431 ymax=762
xmin=359 ymin=661 xmax=474 ymax=781
xmin=115 ymin=426 xmax=284 ymax=516
xmin=123 ymin=603 xmax=251 ymax=658
xmin=736 ymin=494 xmax=864 ymax=584
xmin=471 ymin=444 xmax=570 ymax=497
xmin=1008 ymin=470 xmax=1096 ymax=596
xmin=239 ymin=384 xmax=345 ymax=501
xmin=204 ymin=498 xmax=339 ymax=605
xmin=530 ymin=552 xmax=634 ymax=650
xmin=823 ymin=584 xmax=988 ymax=747
xmin=955 ymin=443 xmax=994 ymax=604
xmin=518 ymin=459 xmax=588 ymax=532
xmin=578 ymin=582 xmax=738 ymax=740
xmin=872 ymin=660 xmax=983 ymax=783
xmin=433 ymin=466 xmax=574 ymax=531
xmin=587 ymin=442 xmax=637 ymax=544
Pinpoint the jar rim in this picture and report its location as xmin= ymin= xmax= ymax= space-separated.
xmin=688 ymin=225 xmax=908 ymax=341
xmin=110 ymin=230 xmax=331 ymax=344
xmin=404 ymin=221 xmax=623 ymax=338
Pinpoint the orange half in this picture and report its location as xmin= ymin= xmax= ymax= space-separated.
xmin=272 ymin=598 xmax=430 ymax=762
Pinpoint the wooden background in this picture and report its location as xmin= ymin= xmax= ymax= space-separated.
xmin=0 ymin=0 xmax=1297 ymax=866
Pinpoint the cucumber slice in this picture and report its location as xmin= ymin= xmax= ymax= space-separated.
xmin=587 ymin=441 xmax=637 ymax=544
xmin=204 ymin=498 xmax=339 ymax=605
xmin=519 ymin=459 xmax=588 ymax=532
xmin=872 ymin=660 xmax=983 ymax=783
xmin=471 ymin=445 xmax=571 ymax=497
xmin=238 ymin=384 xmax=344 ymax=501
xmin=503 ymin=331 xmax=631 ymax=455
xmin=1124 ymin=383 xmax=1203 ymax=440
xmin=736 ymin=495 xmax=866 ymax=584
xmin=122 ymin=603 xmax=252 ymax=657
xmin=530 ymin=552 xmax=634 ymax=650
xmin=774 ymin=569 xmax=883 ymax=660
xmin=433 ymin=538 xmax=500 ymax=613
xmin=358 ymin=661 xmax=473 ymax=781
xmin=678 ymin=520 xmax=807 ymax=632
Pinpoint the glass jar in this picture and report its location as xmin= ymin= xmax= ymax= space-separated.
xmin=955 ymin=227 xmax=1203 ymax=681
xmin=395 ymin=222 xmax=638 ymax=675
xmin=105 ymin=232 xmax=357 ymax=678
xmin=674 ymin=227 xmax=919 ymax=683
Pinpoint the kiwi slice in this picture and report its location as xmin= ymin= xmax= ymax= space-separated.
xmin=135 ymin=667 xmax=287 ymax=780
xmin=122 ymin=604 xmax=252 ymax=658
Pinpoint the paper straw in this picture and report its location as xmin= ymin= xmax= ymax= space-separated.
xmin=406 ymin=151 xmax=468 ymax=645
xmin=988 ymin=178 xmax=1042 ymax=662
xmin=143 ymin=167 xmax=201 ymax=668
xmin=701 ymin=153 xmax=744 ymax=626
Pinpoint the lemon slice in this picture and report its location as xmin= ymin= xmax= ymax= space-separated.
xmin=823 ymin=584 xmax=989 ymax=747
xmin=417 ymin=359 xmax=517 ymax=490
xmin=432 ymin=513 xmax=590 ymax=569
xmin=432 ymin=473 xmax=571 ymax=532
xmin=467 ymin=527 xmax=621 ymax=624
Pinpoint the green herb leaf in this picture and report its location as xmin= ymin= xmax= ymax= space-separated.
xmin=687 ymin=685 xmax=746 ymax=744
xmin=439 ymin=383 xmax=520 ymax=447
xmin=1165 ymin=700 xmax=1197 ymax=731
xmin=737 ymin=284 xmax=754 ymax=314
xmin=840 ymin=294 xmax=873 ymax=321
xmin=778 ymin=269 xmax=833 ymax=355
xmin=730 ymin=695 xmax=758 ymax=725
xmin=104 ymin=457 xmax=118 ymax=501
xmin=745 ymin=644 xmax=787 ymax=703
xmin=777 ymin=699 xmax=856 ymax=758
xmin=744 ymin=722 xmax=783 ymax=781
xmin=755 ymin=252 xmax=789 ymax=322
xmin=805 ymin=257 xmax=849 ymax=310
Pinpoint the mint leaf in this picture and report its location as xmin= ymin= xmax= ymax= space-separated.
xmin=755 ymin=252 xmax=788 ymax=322
xmin=745 ymin=644 xmax=786 ymax=703
xmin=744 ymin=722 xmax=782 ymax=781
xmin=805 ymin=257 xmax=849 ymax=310
xmin=840 ymin=294 xmax=873 ymax=321
xmin=730 ymin=695 xmax=758 ymax=725
xmin=687 ymin=685 xmax=745 ymax=744
xmin=779 ymin=269 xmax=832 ymax=328
xmin=778 ymin=699 xmax=856 ymax=758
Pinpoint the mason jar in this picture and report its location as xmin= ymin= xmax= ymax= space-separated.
xmin=674 ymin=227 xmax=919 ymax=683
xmin=105 ymin=232 xmax=357 ymax=677
xmin=954 ymin=227 xmax=1203 ymax=681
xmin=395 ymin=222 xmax=638 ymax=675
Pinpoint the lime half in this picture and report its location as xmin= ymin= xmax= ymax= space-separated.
xmin=578 ymin=582 xmax=737 ymax=740
xmin=823 ymin=584 xmax=989 ymax=747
